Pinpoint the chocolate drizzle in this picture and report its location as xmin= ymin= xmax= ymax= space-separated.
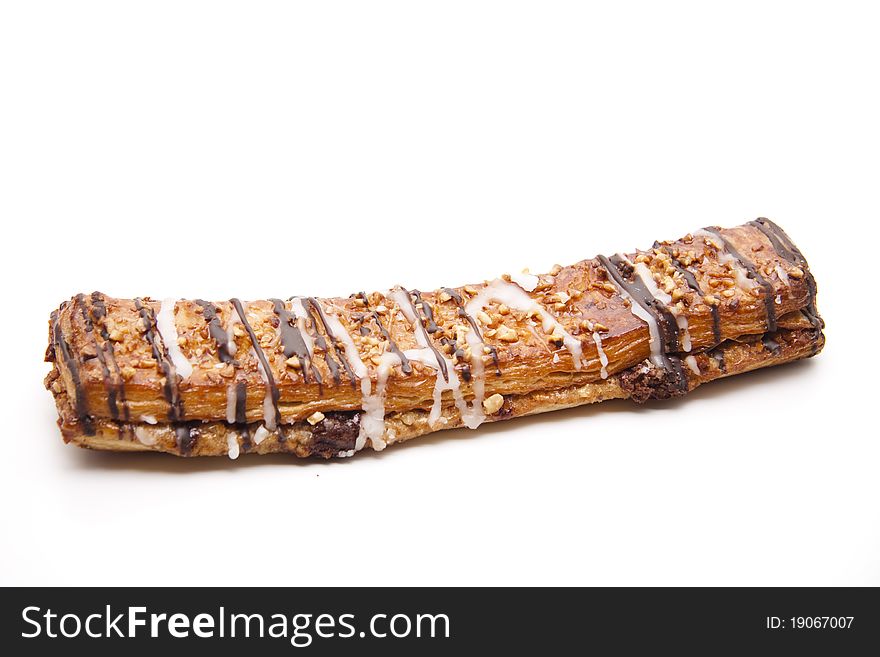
xmin=597 ymin=254 xmax=687 ymax=392
xmin=749 ymin=218 xmax=824 ymax=330
xmin=89 ymin=293 xmax=130 ymax=421
xmin=175 ymin=423 xmax=197 ymax=455
xmin=230 ymin=298 xmax=281 ymax=428
xmin=396 ymin=287 xmax=449 ymax=382
xmin=194 ymin=299 xmax=234 ymax=363
xmin=134 ymin=298 xmax=184 ymax=422
xmin=441 ymin=287 xmax=501 ymax=376
xmin=761 ymin=335 xmax=782 ymax=356
xmin=600 ymin=255 xmax=682 ymax=353
xmin=702 ymin=227 xmax=777 ymax=333
xmin=235 ymin=380 xmax=248 ymax=424
xmin=411 ymin=290 xmax=439 ymax=333
xmin=51 ymin=308 xmax=95 ymax=435
xmin=654 ymin=242 xmax=722 ymax=346
xmin=77 ymin=293 xmax=129 ymax=421
xmin=356 ymin=292 xmax=412 ymax=374
xmin=304 ymin=297 xmax=357 ymax=388
xmin=270 ymin=298 xmax=321 ymax=387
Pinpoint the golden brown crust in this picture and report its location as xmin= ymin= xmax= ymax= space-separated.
xmin=48 ymin=324 xmax=823 ymax=458
xmin=47 ymin=221 xmax=818 ymax=422
xmin=45 ymin=218 xmax=825 ymax=459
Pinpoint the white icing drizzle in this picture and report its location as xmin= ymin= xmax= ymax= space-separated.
xmin=134 ymin=426 xmax=156 ymax=446
xmin=253 ymin=424 xmax=270 ymax=445
xmin=358 ymin=351 xmax=400 ymax=451
xmin=225 ymin=303 xmax=238 ymax=357
xmin=591 ymin=328 xmax=609 ymax=379
xmin=225 ymin=384 xmax=237 ymax=424
xmin=684 ymin=355 xmax=700 ymax=375
xmin=391 ymin=288 xmax=483 ymax=430
xmin=509 ymin=271 xmax=539 ymax=292
xmin=631 ymin=260 xmax=692 ymax=353
xmin=462 ymin=324 xmax=487 ymax=426
xmin=289 ymin=297 xmax=316 ymax=358
xmin=694 ymin=230 xmax=757 ymax=294
xmin=322 ymin=306 xmax=384 ymax=452
xmin=156 ymin=298 xmax=193 ymax=379
xmin=603 ymin=267 xmax=665 ymax=368
xmin=232 ymin=301 xmax=276 ymax=430
xmin=227 ymin=433 xmax=240 ymax=460
xmin=465 ymin=279 xmax=583 ymax=369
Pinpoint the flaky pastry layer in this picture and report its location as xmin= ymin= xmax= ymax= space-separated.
xmin=45 ymin=218 xmax=824 ymax=459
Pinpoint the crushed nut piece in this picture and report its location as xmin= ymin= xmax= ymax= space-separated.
xmin=121 ymin=366 xmax=136 ymax=380
xmin=496 ymin=325 xmax=518 ymax=342
xmin=482 ymin=393 xmax=504 ymax=415
xmin=307 ymin=411 xmax=325 ymax=426
xmin=439 ymin=291 xmax=452 ymax=303
xmin=790 ymin=267 xmax=805 ymax=279
xmin=286 ymin=355 xmax=301 ymax=369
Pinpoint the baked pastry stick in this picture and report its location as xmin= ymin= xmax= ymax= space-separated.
xmin=45 ymin=218 xmax=824 ymax=459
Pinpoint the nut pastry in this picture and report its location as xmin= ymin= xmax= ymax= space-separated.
xmin=45 ymin=218 xmax=824 ymax=459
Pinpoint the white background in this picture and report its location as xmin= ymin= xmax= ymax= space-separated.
xmin=1 ymin=1 xmax=878 ymax=586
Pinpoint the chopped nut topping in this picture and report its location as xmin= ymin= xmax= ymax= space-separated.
xmin=464 ymin=285 xmax=478 ymax=295
xmin=550 ymin=264 xmax=563 ymax=275
xmin=286 ymin=355 xmax=301 ymax=369
xmin=121 ymin=366 xmax=136 ymax=380
xmin=497 ymin=304 xmax=510 ymax=315
xmin=439 ymin=291 xmax=452 ymax=303
xmin=233 ymin=324 xmax=246 ymax=338
xmin=496 ymin=325 xmax=518 ymax=342
xmin=482 ymin=393 xmax=504 ymax=415
xmin=704 ymin=294 xmax=719 ymax=306
xmin=400 ymin=411 xmax=417 ymax=426
xmin=790 ymin=267 xmax=805 ymax=279
xmin=108 ymin=329 xmax=124 ymax=342
xmin=722 ymin=289 xmax=736 ymax=298
xmin=307 ymin=411 xmax=325 ymax=426
xmin=477 ymin=311 xmax=493 ymax=326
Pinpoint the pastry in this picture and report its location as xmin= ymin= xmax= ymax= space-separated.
xmin=44 ymin=218 xmax=825 ymax=459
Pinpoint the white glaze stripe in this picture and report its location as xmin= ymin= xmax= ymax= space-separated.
xmin=391 ymin=288 xmax=483 ymax=430
xmin=602 ymin=265 xmax=665 ymax=368
xmin=322 ymin=306 xmax=384 ymax=452
xmin=227 ymin=433 xmax=240 ymax=460
xmin=694 ymin=230 xmax=757 ymax=294
xmin=631 ymin=260 xmax=692 ymax=352
xmin=289 ymin=297 xmax=316 ymax=358
xmin=225 ymin=384 xmax=237 ymax=424
xmin=684 ymin=355 xmax=700 ymax=375
xmin=156 ymin=299 xmax=193 ymax=379
xmin=465 ymin=279 xmax=583 ymax=370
